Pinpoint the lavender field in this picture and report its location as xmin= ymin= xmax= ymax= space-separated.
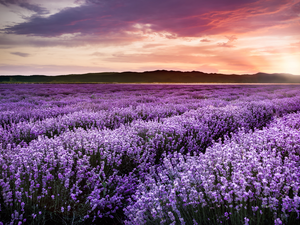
xmin=0 ymin=84 xmax=300 ymax=225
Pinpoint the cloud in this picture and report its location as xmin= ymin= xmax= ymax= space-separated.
xmin=291 ymin=41 xmax=300 ymax=47
xmin=0 ymin=64 xmax=113 ymax=75
xmin=10 ymin=51 xmax=30 ymax=57
xmin=200 ymin=38 xmax=211 ymax=42
xmin=217 ymin=35 xmax=238 ymax=47
xmin=94 ymin=42 xmax=268 ymax=74
xmin=0 ymin=0 xmax=49 ymax=15
xmin=2 ymin=3 xmax=137 ymax=37
xmin=90 ymin=52 xmax=107 ymax=57
xmin=0 ymin=0 xmax=299 ymax=52
xmin=3 ymin=0 xmax=298 ymax=39
xmin=102 ymin=43 xmax=256 ymax=65
xmin=142 ymin=44 xmax=165 ymax=48
xmin=0 ymin=33 xmax=144 ymax=48
xmin=292 ymin=2 xmax=300 ymax=13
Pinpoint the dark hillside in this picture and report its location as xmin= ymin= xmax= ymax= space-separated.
xmin=1 ymin=70 xmax=300 ymax=83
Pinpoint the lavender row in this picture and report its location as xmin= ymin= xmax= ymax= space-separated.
xmin=0 ymin=97 xmax=224 ymax=126
xmin=1 ymin=97 xmax=300 ymax=224
xmin=130 ymin=96 xmax=300 ymax=159
xmin=3 ymin=89 xmax=300 ymax=150
xmin=124 ymin=112 xmax=300 ymax=224
xmin=0 ymin=101 xmax=222 ymax=148
xmin=0 ymin=106 xmax=81 ymax=126
xmin=1 ymin=84 xmax=299 ymax=124
xmin=0 ymin=125 xmax=143 ymax=224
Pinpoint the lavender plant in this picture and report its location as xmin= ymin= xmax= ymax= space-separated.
xmin=124 ymin=112 xmax=300 ymax=224
xmin=1 ymin=84 xmax=300 ymax=224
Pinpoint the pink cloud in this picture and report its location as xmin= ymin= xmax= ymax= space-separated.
xmin=217 ymin=35 xmax=238 ymax=47
xmin=142 ymin=44 xmax=166 ymax=48
xmin=200 ymin=38 xmax=211 ymax=42
xmin=291 ymin=41 xmax=300 ymax=47
xmin=99 ymin=43 xmax=267 ymax=74
xmin=0 ymin=64 xmax=114 ymax=75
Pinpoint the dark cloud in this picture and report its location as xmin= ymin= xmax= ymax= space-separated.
xmin=1 ymin=0 xmax=299 ymax=44
xmin=2 ymin=0 xmax=260 ymax=37
xmin=0 ymin=0 xmax=49 ymax=14
xmin=10 ymin=51 xmax=30 ymax=57
xmin=292 ymin=2 xmax=300 ymax=13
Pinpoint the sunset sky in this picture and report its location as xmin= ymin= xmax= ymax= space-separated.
xmin=0 ymin=0 xmax=300 ymax=75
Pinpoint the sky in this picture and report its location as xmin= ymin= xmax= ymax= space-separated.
xmin=0 ymin=0 xmax=300 ymax=75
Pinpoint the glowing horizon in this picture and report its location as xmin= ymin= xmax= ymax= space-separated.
xmin=0 ymin=0 xmax=300 ymax=76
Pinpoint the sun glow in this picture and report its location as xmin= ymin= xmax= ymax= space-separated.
xmin=281 ymin=56 xmax=300 ymax=75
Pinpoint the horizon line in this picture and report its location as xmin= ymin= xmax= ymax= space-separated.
xmin=0 ymin=70 xmax=298 ymax=77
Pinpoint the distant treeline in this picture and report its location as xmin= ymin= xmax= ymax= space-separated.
xmin=1 ymin=70 xmax=300 ymax=83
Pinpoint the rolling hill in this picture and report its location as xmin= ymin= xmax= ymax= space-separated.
xmin=1 ymin=70 xmax=300 ymax=83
